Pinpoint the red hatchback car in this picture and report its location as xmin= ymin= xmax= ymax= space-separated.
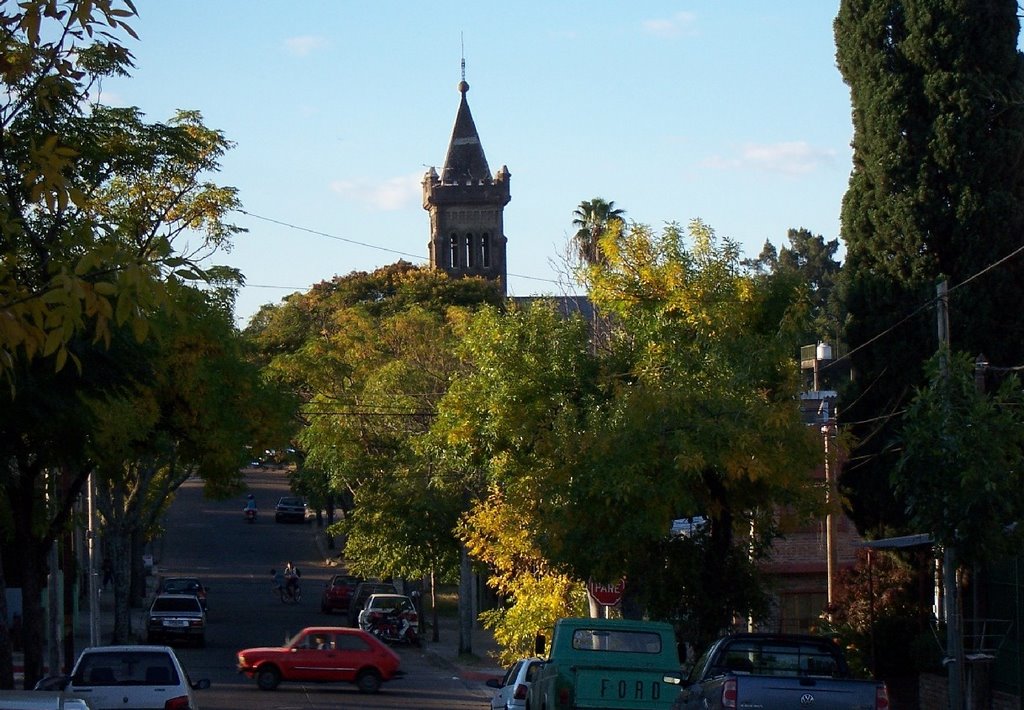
xmin=237 ymin=626 xmax=402 ymax=694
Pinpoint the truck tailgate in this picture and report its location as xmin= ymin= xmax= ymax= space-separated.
xmin=738 ymin=674 xmax=879 ymax=709
xmin=573 ymin=665 xmax=680 ymax=708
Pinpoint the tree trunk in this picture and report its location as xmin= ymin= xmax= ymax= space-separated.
xmin=129 ymin=527 xmax=146 ymax=609
xmin=458 ymin=544 xmax=473 ymax=655
xmin=0 ymin=545 xmax=15 ymax=689
xmin=19 ymin=536 xmax=47 ymax=690
xmin=109 ymin=529 xmax=132 ymax=644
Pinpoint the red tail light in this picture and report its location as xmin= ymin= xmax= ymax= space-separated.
xmin=557 ymin=687 xmax=571 ymax=707
xmin=876 ymin=684 xmax=890 ymax=710
xmin=513 ymin=683 xmax=529 ymax=700
xmin=164 ymin=696 xmax=190 ymax=709
xmin=722 ymin=677 xmax=738 ymax=709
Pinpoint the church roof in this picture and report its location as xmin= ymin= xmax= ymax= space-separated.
xmin=441 ymin=81 xmax=492 ymax=184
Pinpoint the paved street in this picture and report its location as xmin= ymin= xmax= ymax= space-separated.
xmin=151 ymin=467 xmax=500 ymax=708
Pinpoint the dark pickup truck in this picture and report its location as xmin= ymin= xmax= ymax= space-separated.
xmin=673 ymin=633 xmax=889 ymax=710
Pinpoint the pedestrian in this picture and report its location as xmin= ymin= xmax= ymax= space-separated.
xmin=102 ymin=557 xmax=113 ymax=589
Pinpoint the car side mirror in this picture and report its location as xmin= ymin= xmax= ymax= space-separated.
xmin=534 ymin=633 xmax=546 ymax=656
xmin=192 ymin=678 xmax=211 ymax=690
xmin=486 ymin=678 xmax=501 ymax=689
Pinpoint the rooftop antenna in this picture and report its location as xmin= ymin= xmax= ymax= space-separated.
xmin=461 ymin=32 xmax=466 ymax=82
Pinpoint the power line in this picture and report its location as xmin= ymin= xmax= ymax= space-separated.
xmin=235 ymin=208 xmax=561 ymax=285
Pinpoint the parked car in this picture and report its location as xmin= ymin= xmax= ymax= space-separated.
xmin=346 ymin=581 xmax=398 ymax=627
xmin=51 ymin=645 xmax=209 ymax=710
xmin=274 ymin=496 xmax=308 ymax=523
xmin=357 ymin=593 xmax=419 ymax=633
xmin=0 ymin=690 xmax=91 ymax=709
xmin=487 ymin=657 xmax=544 ymax=710
xmin=236 ymin=626 xmax=403 ymax=694
xmin=146 ymin=593 xmax=206 ymax=646
xmin=320 ymin=573 xmax=363 ymax=614
xmin=158 ymin=576 xmax=209 ymax=612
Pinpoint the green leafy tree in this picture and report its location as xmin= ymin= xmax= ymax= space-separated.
xmin=578 ymin=219 xmax=821 ymax=646
xmin=87 ymin=284 xmax=288 ymax=643
xmin=246 ymin=263 xmax=501 ymax=642
xmin=0 ymin=1 xmax=243 ymax=685
xmin=423 ymin=301 xmax=598 ymax=657
xmin=835 ymin=0 xmax=1024 ymax=536
xmin=893 ymin=350 xmax=1024 ymax=565
xmin=435 ymin=221 xmax=821 ymax=654
xmin=571 ymin=198 xmax=625 ymax=266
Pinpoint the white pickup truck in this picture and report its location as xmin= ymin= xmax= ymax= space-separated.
xmin=673 ymin=633 xmax=889 ymax=710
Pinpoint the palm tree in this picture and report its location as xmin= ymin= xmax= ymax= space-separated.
xmin=571 ymin=198 xmax=625 ymax=266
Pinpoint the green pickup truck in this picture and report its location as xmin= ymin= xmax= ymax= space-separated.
xmin=528 ymin=617 xmax=683 ymax=710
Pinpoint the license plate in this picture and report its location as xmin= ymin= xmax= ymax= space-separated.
xmin=163 ymin=619 xmax=189 ymax=627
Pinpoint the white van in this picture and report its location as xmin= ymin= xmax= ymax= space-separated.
xmin=0 ymin=690 xmax=91 ymax=709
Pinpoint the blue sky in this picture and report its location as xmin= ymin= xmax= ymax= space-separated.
xmin=104 ymin=2 xmax=851 ymax=326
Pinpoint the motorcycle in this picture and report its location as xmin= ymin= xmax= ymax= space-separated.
xmin=243 ymin=507 xmax=257 ymax=523
xmin=367 ymin=609 xmax=419 ymax=646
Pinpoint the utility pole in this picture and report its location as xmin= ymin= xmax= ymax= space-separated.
xmin=937 ymin=279 xmax=964 ymax=710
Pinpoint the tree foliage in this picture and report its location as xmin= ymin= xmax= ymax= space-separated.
xmin=433 ymin=220 xmax=822 ymax=652
xmin=893 ymin=350 xmax=1024 ymax=565
xmin=835 ymin=0 xmax=1024 ymax=536
xmin=571 ymin=198 xmax=625 ymax=267
xmin=0 ymin=0 xmax=245 ymax=687
xmin=246 ymin=263 xmax=502 ymax=582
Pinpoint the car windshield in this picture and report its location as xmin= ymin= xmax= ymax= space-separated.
xmin=152 ymin=597 xmax=200 ymax=613
xmin=371 ymin=596 xmax=412 ymax=613
xmin=164 ymin=580 xmax=199 ymax=593
xmin=278 ymin=497 xmax=302 ymax=506
xmin=73 ymin=651 xmax=180 ymax=686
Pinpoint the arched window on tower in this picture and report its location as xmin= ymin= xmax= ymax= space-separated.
xmin=449 ymin=233 xmax=459 ymax=268
xmin=465 ymin=233 xmax=475 ymax=268
xmin=481 ymin=233 xmax=491 ymax=268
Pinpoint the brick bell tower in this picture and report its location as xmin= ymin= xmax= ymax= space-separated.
xmin=422 ymin=73 xmax=510 ymax=295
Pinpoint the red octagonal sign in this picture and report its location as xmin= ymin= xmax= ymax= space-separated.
xmin=587 ymin=578 xmax=626 ymax=607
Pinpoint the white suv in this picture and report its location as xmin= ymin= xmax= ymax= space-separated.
xmin=61 ymin=646 xmax=209 ymax=709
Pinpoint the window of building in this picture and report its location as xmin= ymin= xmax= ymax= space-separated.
xmin=466 ymin=232 xmax=475 ymax=268
xmin=449 ymin=233 xmax=459 ymax=268
xmin=481 ymin=233 xmax=491 ymax=268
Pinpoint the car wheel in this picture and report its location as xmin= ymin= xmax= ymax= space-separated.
xmin=356 ymin=669 xmax=381 ymax=694
xmin=256 ymin=665 xmax=281 ymax=691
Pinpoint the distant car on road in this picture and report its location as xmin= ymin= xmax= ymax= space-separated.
xmin=146 ymin=593 xmax=206 ymax=646
xmin=236 ymin=626 xmax=403 ymax=694
xmin=50 ymin=645 xmax=209 ymax=710
xmin=321 ymin=573 xmax=363 ymax=614
xmin=157 ymin=576 xmax=209 ymax=612
xmin=274 ymin=496 xmax=308 ymax=523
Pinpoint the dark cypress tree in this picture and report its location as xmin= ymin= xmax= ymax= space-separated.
xmin=835 ymin=0 xmax=1024 ymax=535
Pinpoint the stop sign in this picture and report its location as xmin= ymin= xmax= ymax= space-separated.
xmin=587 ymin=578 xmax=625 ymax=606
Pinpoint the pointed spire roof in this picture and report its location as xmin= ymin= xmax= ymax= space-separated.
xmin=441 ymin=80 xmax=492 ymax=184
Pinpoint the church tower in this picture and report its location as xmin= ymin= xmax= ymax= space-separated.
xmin=422 ymin=76 xmax=510 ymax=294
